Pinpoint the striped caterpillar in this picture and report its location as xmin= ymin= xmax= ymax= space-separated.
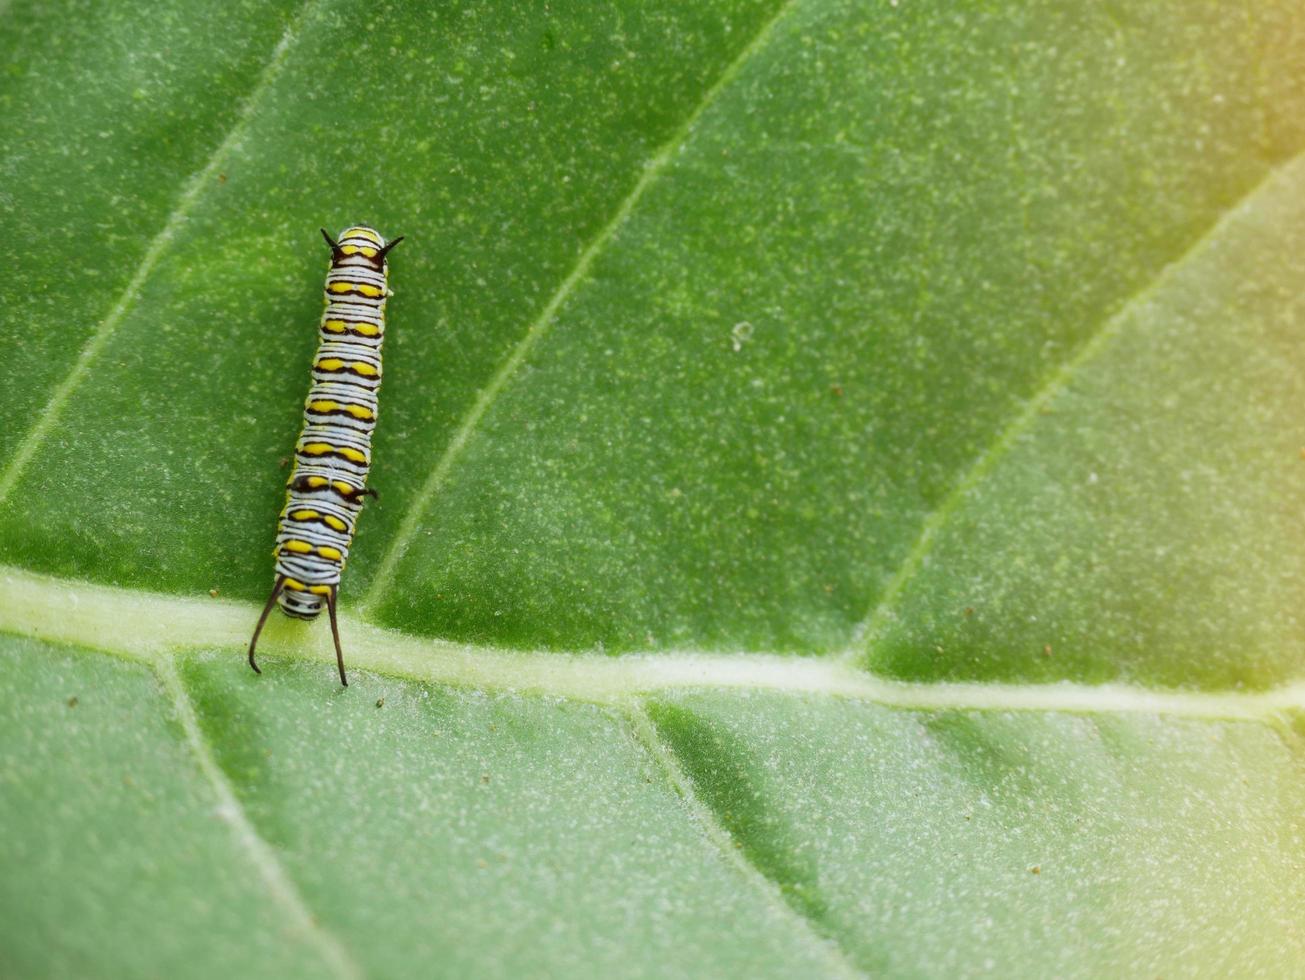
xmin=248 ymin=225 xmax=402 ymax=686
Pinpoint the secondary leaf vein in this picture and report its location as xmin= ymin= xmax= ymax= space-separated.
xmin=620 ymin=704 xmax=866 ymax=979
xmin=358 ymin=0 xmax=804 ymax=614
xmin=0 ymin=0 xmax=323 ymax=506
xmin=844 ymin=148 xmax=1305 ymax=664
xmin=154 ymin=655 xmax=365 ymax=980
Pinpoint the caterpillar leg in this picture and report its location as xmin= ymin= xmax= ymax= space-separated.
xmin=248 ymin=574 xmax=287 ymax=675
xmin=326 ymin=586 xmax=348 ymax=687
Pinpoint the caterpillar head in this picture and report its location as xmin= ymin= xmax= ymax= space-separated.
xmin=320 ymin=226 xmax=403 ymax=269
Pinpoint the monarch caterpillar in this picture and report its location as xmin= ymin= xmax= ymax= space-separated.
xmin=248 ymin=225 xmax=403 ymax=686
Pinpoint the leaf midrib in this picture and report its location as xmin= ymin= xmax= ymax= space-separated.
xmin=6 ymin=566 xmax=1302 ymax=719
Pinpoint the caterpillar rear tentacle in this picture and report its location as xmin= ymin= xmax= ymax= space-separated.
xmin=247 ymin=225 xmax=401 ymax=686
xmin=326 ymin=586 xmax=347 ymax=687
xmin=248 ymin=574 xmax=287 ymax=675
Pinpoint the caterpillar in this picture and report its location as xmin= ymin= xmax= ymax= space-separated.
xmin=248 ymin=225 xmax=403 ymax=686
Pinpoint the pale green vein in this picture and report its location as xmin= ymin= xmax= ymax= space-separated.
xmin=4 ymin=566 xmax=1303 ymax=720
xmin=357 ymin=0 xmax=803 ymax=615
xmin=0 ymin=0 xmax=322 ymax=507
xmin=154 ymin=656 xmax=365 ymax=980
xmin=844 ymin=147 xmax=1305 ymax=665
xmin=621 ymin=705 xmax=865 ymax=980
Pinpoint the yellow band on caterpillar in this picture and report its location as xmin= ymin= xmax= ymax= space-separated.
xmin=341 ymin=227 xmax=381 ymax=243
xmin=308 ymin=400 xmax=374 ymax=420
xmin=301 ymin=442 xmax=368 ymax=464
xmin=328 ymin=282 xmax=383 ymax=298
xmin=313 ymin=358 xmax=379 ymax=378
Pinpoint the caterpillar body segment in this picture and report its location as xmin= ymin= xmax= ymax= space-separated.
xmin=248 ymin=225 xmax=403 ymax=686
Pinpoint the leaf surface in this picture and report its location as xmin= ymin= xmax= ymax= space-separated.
xmin=2 ymin=0 xmax=1304 ymax=976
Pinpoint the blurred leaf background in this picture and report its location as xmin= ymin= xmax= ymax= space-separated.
xmin=1 ymin=0 xmax=1304 ymax=976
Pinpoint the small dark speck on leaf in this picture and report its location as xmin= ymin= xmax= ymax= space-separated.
xmin=963 ymin=606 xmax=975 ymax=618
xmin=66 ymin=695 xmax=78 ymax=708
xmin=830 ymin=383 xmax=844 ymax=397
xmin=375 ymin=697 xmax=385 ymax=708
xmin=217 ymin=173 xmax=227 ymax=184
xmin=209 ymin=588 xmax=219 ymax=598
xmin=1030 ymin=865 xmax=1041 ymax=875
xmin=278 ymin=456 xmax=290 ymax=468
xmin=481 ymin=774 xmax=490 ymax=784
xmin=1042 ymin=644 xmax=1053 ymax=657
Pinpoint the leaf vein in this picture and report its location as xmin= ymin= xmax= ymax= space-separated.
xmin=358 ymin=0 xmax=804 ymax=614
xmin=620 ymin=704 xmax=866 ymax=979
xmin=843 ymin=148 xmax=1305 ymax=664
xmin=0 ymin=0 xmax=323 ymax=506
xmin=154 ymin=656 xmax=365 ymax=980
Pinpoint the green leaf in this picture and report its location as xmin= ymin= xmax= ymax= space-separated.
xmin=2 ymin=0 xmax=1304 ymax=976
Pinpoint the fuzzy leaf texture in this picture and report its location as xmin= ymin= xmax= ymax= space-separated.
xmin=2 ymin=1 xmax=1304 ymax=977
